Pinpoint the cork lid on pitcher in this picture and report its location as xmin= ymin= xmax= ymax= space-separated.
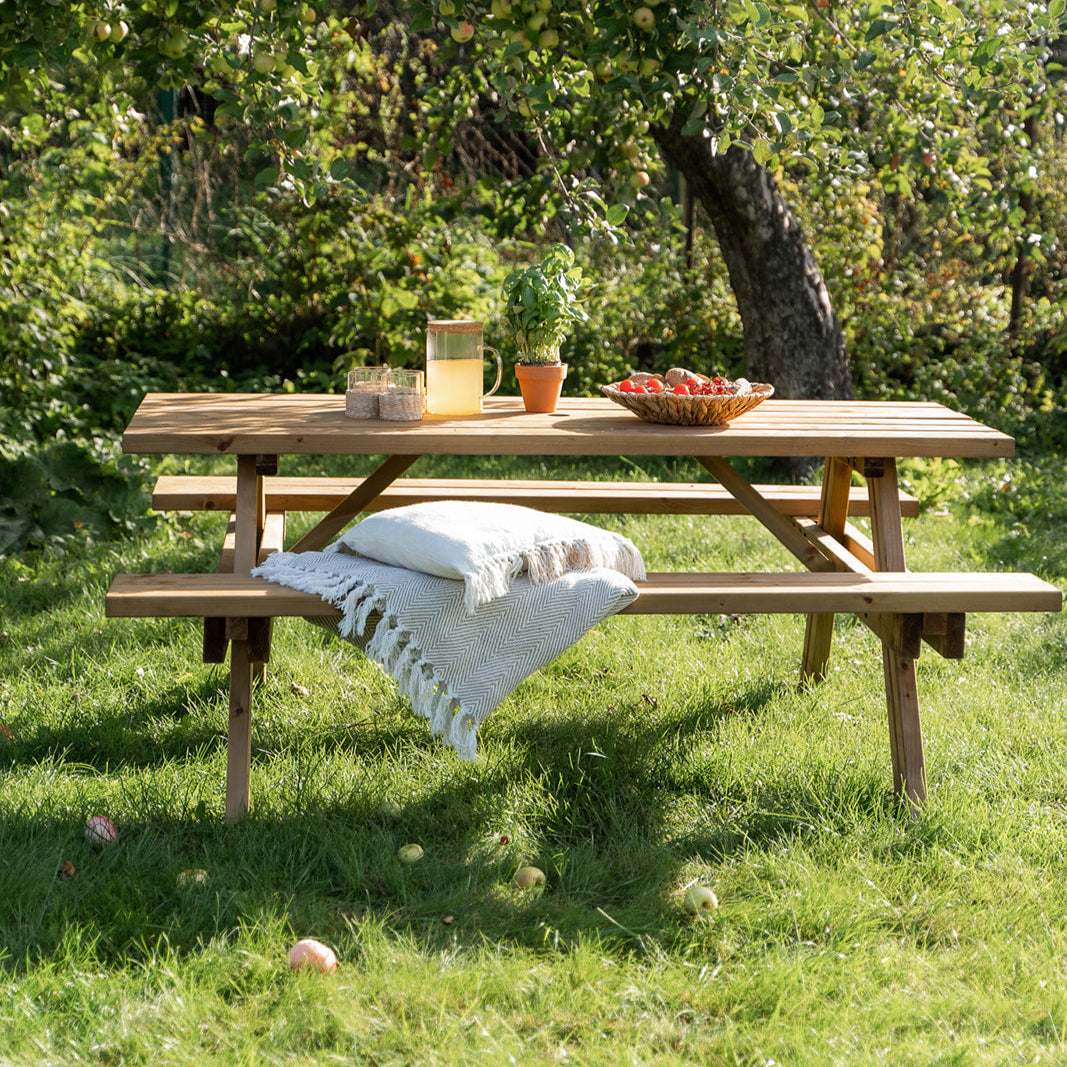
xmin=427 ymin=320 xmax=482 ymax=333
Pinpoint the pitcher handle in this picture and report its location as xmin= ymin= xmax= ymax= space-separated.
xmin=484 ymin=345 xmax=503 ymax=399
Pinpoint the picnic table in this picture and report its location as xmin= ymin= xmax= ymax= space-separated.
xmin=105 ymin=393 xmax=1062 ymax=821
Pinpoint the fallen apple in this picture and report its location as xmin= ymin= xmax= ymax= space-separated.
xmin=514 ymin=865 xmax=546 ymax=889
xmin=177 ymin=868 xmax=209 ymax=887
xmin=398 ymin=843 xmax=424 ymax=864
xmin=289 ymin=938 xmax=338 ymax=973
xmin=85 ymin=815 xmax=118 ymax=846
xmin=682 ymin=884 xmax=718 ymax=915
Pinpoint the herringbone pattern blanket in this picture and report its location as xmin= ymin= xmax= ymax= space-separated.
xmin=253 ymin=546 xmax=639 ymax=758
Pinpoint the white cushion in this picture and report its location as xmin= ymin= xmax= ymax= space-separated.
xmin=332 ymin=500 xmax=646 ymax=614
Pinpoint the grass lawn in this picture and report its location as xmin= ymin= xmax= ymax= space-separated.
xmin=1 ymin=452 xmax=1065 ymax=1065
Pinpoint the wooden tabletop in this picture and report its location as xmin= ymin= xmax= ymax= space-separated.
xmin=121 ymin=393 xmax=1015 ymax=459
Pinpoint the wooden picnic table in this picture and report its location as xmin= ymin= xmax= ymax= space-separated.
xmin=106 ymin=393 xmax=1062 ymax=821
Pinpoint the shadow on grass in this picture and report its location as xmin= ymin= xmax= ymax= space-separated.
xmin=0 ymin=670 xmax=913 ymax=972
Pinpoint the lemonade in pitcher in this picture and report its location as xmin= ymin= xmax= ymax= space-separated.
xmin=425 ymin=320 xmax=501 ymax=416
xmin=426 ymin=358 xmax=486 ymax=416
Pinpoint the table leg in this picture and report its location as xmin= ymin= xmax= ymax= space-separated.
xmin=224 ymin=454 xmax=265 ymax=821
xmin=225 ymin=638 xmax=254 ymax=824
xmin=868 ymin=458 xmax=927 ymax=807
xmin=801 ymin=457 xmax=853 ymax=684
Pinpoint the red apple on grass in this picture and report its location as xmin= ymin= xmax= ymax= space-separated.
xmin=289 ymin=939 xmax=338 ymax=973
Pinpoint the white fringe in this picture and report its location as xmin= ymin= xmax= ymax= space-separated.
xmin=462 ymin=536 xmax=646 ymax=613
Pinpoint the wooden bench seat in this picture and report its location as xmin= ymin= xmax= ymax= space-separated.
xmin=106 ymin=570 xmax=1061 ymax=621
xmin=152 ymin=475 xmax=919 ymax=518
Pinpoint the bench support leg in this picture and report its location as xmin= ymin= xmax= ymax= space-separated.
xmin=868 ymin=458 xmax=927 ymax=807
xmin=225 ymin=638 xmax=254 ymax=823
xmin=801 ymin=456 xmax=854 ymax=683
xmin=882 ymin=642 xmax=926 ymax=807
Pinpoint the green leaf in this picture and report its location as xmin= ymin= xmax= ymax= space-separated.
xmin=971 ymin=38 xmax=1000 ymax=69
xmin=254 ymin=166 xmax=280 ymax=188
xmin=937 ymin=1 xmax=965 ymax=23
xmin=865 ymin=18 xmax=895 ymax=41
xmin=1049 ymin=0 xmax=1065 ymax=17
xmin=606 ymin=204 xmax=629 ymax=226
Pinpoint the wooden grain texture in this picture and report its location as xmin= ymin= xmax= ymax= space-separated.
xmin=152 ymin=474 xmax=920 ymax=518
xmin=122 ymin=394 xmax=1016 ymax=459
xmin=104 ymin=571 xmax=1063 ymax=619
xmin=694 ymin=455 xmax=834 ymax=571
xmin=225 ymin=639 xmax=253 ymax=825
xmin=286 ymin=454 xmax=421 ymax=553
xmin=869 ymin=460 xmax=927 ymax=807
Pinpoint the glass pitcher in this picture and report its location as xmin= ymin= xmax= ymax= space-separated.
xmin=425 ymin=320 xmax=502 ymax=416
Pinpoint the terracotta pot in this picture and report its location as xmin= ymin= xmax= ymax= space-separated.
xmin=515 ymin=362 xmax=568 ymax=414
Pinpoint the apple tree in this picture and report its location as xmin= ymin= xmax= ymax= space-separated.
xmin=407 ymin=0 xmax=1066 ymax=402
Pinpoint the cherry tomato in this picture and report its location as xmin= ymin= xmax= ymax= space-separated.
xmin=672 ymin=383 xmax=691 ymax=395
xmin=645 ymin=379 xmax=665 ymax=393
xmin=619 ymin=379 xmax=636 ymax=393
xmin=631 ymin=383 xmax=647 ymax=394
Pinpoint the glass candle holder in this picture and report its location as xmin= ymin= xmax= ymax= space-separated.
xmin=379 ymin=368 xmax=424 ymax=422
xmin=345 ymin=367 xmax=389 ymax=418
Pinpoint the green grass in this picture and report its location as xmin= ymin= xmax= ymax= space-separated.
xmin=1 ymin=455 xmax=1065 ymax=1065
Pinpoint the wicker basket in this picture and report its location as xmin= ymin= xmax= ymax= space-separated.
xmin=600 ymin=381 xmax=774 ymax=426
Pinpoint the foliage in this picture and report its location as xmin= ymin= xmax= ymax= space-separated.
xmin=500 ymin=243 xmax=588 ymax=363
xmin=561 ymin=202 xmax=743 ymax=396
xmin=0 ymin=440 xmax=151 ymax=556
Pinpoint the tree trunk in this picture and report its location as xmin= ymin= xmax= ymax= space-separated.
xmin=654 ymin=112 xmax=854 ymax=404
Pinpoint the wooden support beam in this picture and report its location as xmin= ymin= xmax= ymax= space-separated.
xmin=288 ymin=453 xmax=422 ymax=553
xmin=694 ymin=455 xmax=834 ymax=572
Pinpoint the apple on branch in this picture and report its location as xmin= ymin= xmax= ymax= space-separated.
xmin=633 ymin=6 xmax=656 ymax=31
xmin=451 ymin=20 xmax=475 ymax=43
